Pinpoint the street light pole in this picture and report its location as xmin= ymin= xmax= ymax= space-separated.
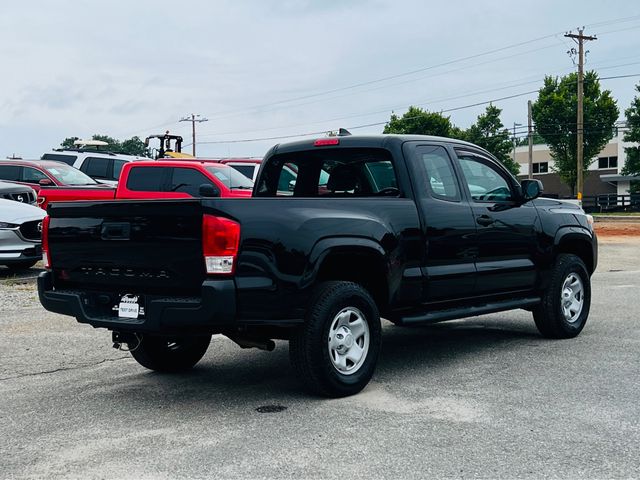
xmin=513 ymin=122 xmax=522 ymax=169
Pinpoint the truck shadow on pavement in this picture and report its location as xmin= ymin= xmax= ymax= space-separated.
xmin=0 ymin=266 xmax=43 ymax=280
xmin=103 ymin=318 xmax=544 ymax=406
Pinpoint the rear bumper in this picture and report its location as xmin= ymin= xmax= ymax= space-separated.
xmin=37 ymin=271 xmax=236 ymax=333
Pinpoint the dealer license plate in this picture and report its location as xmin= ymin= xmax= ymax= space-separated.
xmin=118 ymin=294 xmax=141 ymax=319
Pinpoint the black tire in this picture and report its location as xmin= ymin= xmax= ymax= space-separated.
xmin=7 ymin=260 xmax=38 ymax=271
xmin=289 ymin=281 xmax=381 ymax=397
xmin=533 ymin=254 xmax=591 ymax=339
xmin=130 ymin=334 xmax=211 ymax=373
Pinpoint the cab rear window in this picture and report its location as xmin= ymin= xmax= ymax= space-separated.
xmin=256 ymin=148 xmax=399 ymax=197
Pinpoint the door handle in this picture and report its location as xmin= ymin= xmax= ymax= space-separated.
xmin=476 ymin=215 xmax=495 ymax=227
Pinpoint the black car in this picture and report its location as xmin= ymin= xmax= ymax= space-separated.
xmin=38 ymin=134 xmax=597 ymax=397
xmin=0 ymin=181 xmax=36 ymax=204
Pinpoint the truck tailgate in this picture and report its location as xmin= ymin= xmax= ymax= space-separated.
xmin=48 ymin=199 xmax=205 ymax=294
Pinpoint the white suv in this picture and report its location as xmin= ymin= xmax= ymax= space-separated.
xmin=41 ymin=148 xmax=148 ymax=185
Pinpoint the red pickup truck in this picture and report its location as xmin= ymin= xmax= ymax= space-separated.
xmin=37 ymin=160 xmax=253 ymax=209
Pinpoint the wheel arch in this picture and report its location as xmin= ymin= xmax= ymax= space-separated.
xmin=308 ymin=239 xmax=390 ymax=311
xmin=554 ymin=228 xmax=596 ymax=274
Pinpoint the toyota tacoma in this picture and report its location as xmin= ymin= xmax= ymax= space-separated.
xmin=38 ymin=135 xmax=597 ymax=397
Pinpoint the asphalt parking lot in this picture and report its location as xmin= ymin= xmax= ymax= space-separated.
xmin=1 ymin=238 xmax=639 ymax=479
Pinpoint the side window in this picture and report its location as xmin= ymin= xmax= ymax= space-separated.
xmin=81 ymin=157 xmax=110 ymax=179
xmin=112 ymin=160 xmax=127 ymax=181
xmin=0 ymin=165 xmax=22 ymax=181
xmin=418 ymin=146 xmax=460 ymax=201
xmin=41 ymin=154 xmax=77 ymax=165
xmin=456 ymin=153 xmax=514 ymax=202
xmin=22 ymin=167 xmax=49 ymax=183
xmin=277 ymin=166 xmax=297 ymax=193
xmin=126 ymin=167 xmax=167 ymax=191
xmin=168 ymin=167 xmax=211 ymax=196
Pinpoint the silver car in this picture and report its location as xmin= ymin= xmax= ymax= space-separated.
xmin=0 ymin=198 xmax=45 ymax=270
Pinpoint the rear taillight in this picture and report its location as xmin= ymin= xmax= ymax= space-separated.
xmin=41 ymin=215 xmax=51 ymax=269
xmin=202 ymin=214 xmax=240 ymax=274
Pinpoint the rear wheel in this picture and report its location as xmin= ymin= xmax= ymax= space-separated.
xmin=130 ymin=334 xmax=211 ymax=372
xmin=533 ymin=254 xmax=591 ymax=339
xmin=289 ymin=281 xmax=381 ymax=397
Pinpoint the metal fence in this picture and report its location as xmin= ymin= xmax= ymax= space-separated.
xmin=581 ymin=194 xmax=640 ymax=213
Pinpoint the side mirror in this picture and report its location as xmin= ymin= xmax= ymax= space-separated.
xmin=520 ymin=179 xmax=543 ymax=201
xmin=199 ymin=183 xmax=220 ymax=198
xmin=38 ymin=178 xmax=53 ymax=186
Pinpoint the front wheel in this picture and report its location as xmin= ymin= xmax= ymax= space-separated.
xmin=289 ymin=281 xmax=381 ymax=397
xmin=533 ymin=254 xmax=591 ymax=339
xmin=130 ymin=334 xmax=211 ymax=372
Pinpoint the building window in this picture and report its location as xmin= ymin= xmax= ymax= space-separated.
xmin=532 ymin=162 xmax=549 ymax=174
xmin=598 ymin=156 xmax=618 ymax=169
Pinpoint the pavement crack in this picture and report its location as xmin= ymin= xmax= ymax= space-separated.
xmin=0 ymin=356 xmax=130 ymax=382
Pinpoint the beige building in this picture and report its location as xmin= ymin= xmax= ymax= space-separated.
xmin=513 ymin=128 xmax=635 ymax=198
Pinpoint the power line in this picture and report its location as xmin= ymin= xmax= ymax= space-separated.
xmin=197 ymin=77 xmax=552 ymax=139
xmin=585 ymin=13 xmax=640 ymax=29
xmin=196 ymin=90 xmax=540 ymax=145
xmin=196 ymin=72 xmax=640 ymax=146
xmin=118 ymin=14 xmax=640 ymax=142
xmin=195 ymin=15 xmax=640 ymax=125
xmin=199 ymin=42 xmax=562 ymax=125
xmin=202 ymin=34 xmax=566 ymax=120
xmin=197 ymin=70 xmax=640 ymax=141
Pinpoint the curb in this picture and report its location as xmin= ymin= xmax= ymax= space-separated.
xmin=593 ymin=215 xmax=640 ymax=223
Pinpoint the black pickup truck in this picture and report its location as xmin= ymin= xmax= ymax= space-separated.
xmin=38 ymin=135 xmax=597 ymax=397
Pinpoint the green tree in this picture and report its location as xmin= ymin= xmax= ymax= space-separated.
xmin=621 ymin=84 xmax=640 ymax=193
xmin=61 ymin=137 xmax=79 ymax=148
xmin=531 ymin=71 xmax=619 ymax=194
xmin=383 ymin=106 xmax=458 ymax=137
xmin=59 ymin=134 xmax=150 ymax=157
xmin=90 ymin=134 xmax=121 ymax=151
xmin=464 ymin=104 xmax=520 ymax=175
xmin=120 ymin=136 xmax=149 ymax=156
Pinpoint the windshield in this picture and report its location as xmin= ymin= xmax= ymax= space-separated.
xmin=205 ymin=165 xmax=254 ymax=189
xmin=45 ymin=164 xmax=98 ymax=185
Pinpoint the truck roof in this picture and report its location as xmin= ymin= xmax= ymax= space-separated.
xmin=271 ymin=134 xmax=489 ymax=155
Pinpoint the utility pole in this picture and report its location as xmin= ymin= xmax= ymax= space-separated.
xmin=179 ymin=114 xmax=208 ymax=156
xmin=565 ymin=28 xmax=596 ymax=200
xmin=528 ymin=100 xmax=533 ymax=179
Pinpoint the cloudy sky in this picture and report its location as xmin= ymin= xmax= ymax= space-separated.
xmin=1 ymin=0 xmax=639 ymax=159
